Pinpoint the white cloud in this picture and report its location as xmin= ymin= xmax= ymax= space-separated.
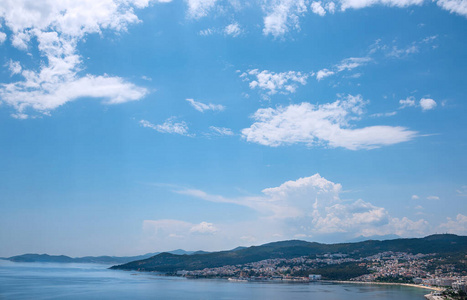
xmin=420 ymin=98 xmax=437 ymax=111
xmin=186 ymin=98 xmax=225 ymax=112
xmin=190 ymin=222 xmax=218 ymax=234
xmin=399 ymin=97 xmax=416 ymax=108
xmin=400 ymin=96 xmax=436 ymax=111
xmin=2 ymin=75 xmax=147 ymax=116
xmin=326 ymin=1 xmax=337 ymax=13
xmin=316 ymin=38 xmax=436 ymax=83
xmin=241 ymin=95 xmax=417 ymax=150
xmin=176 ymin=174 xmax=429 ymax=240
xmin=338 ymin=0 xmax=467 ymax=18
xmin=316 ymin=69 xmax=335 ymax=81
xmin=187 ymin=0 xmax=218 ymax=19
xmin=262 ymin=0 xmax=308 ymax=37
xmin=316 ymin=57 xmax=371 ymax=81
xmin=0 ymin=31 xmax=6 ymax=44
xmin=224 ymin=22 xmax=242 ymax=37
xmin=336 ymin=57 xmax=372 ymax=72
xmin=438 ymin=214 xmax=467 ymax=235
xmin=0 ymin=0 xmax=159 ymax=117
xmin=242 ymin=69 xmax=309 ymax=96
xmin=199 ymin=28 xmax=215 ymax=36
xmin=140 ymin=118 xmax=190 ymax=136
xmin=387 ymin=45 xmax=419 ymax=58
xmin=411 ymin=195 xmax=420 ymax=200
xmin=340 ymin=0 xmax=424 ymax=11
xmin=370 ymin=111 xmax=397 ymax=117
xmin=7 ymin=60 xmax=22 ymax=75
xmin=209 ymin=126 xmax=234 ymax=136
xmin=379 ymin=217 xmax=429 ymax=237
xmin=426 ymin=195 xmax=440 ymax=200
xmin=436 ymin=0 xmax=467 ymax=18
xmin=311 ymin=1 xmax=326 ymax=16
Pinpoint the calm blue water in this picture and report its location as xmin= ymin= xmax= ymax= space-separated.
xmin=0 ymin=260 xmax=428 ymax=299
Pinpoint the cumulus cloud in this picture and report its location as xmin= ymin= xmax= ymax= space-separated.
xmin=241 ymin=69 xmax=309 ymax=96
xmin=326 ymin=1 xmax=337 ymax=13
xmin=437 ymin=0 xmax=467 ymax=17
xmin=7 ymin=60 xmax=22 ymax=75
xmin=186 ymin=98 xmax=225 ymax=112
xmin=399 ymin=97 xmax=417 ymax=108
xmin=412 ymin=195 xmax=420 ymax=200
xmin=224 ymin=22 xmax=242 ymax=37
xmin=400 ymin=97 xmax=437 ymax=111
xmin=420 ymin=98 xmax=437 ymax=111
xmin=438 ymin=214 xmax=467 ymax=235
xmin=311 ymin=1 xmax=326 ymax=16
xmin=140 ymin=118 xmax=190 ymax=136
xmin=262 ymin=0 xmax=308 ymax=37
xmin=427 ymin=195 xmax=440 ymax=200
xmin=190 ymin=222 xmax=218 ymax=234
xmin=0 ymin=0 xmax=160 ymax=117
xmin=175 ymin=174 xmax=430 ymax=241
xmin=316 ymin=69 xmax=335 ymax=81
xmin=186 ymin=0 xmax=218 ymax=19
xmin=241 ymin=95 xmax=417 ymax=150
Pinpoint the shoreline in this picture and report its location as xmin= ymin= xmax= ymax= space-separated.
xmin=323 ymin=280 xmax=444 ymax=291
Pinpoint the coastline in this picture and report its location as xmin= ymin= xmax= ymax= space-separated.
xmin=323 ymin=280 xmax=444 ymax=291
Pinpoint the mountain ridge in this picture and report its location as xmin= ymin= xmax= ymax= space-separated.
xmin=110 ymin=234 xmax=467 ymax=272
xmin=2 ymin=249 xmax=205 ymax=264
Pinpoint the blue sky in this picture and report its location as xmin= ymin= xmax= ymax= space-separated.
xmin=0 ymin=0 xmax=466 ymax=257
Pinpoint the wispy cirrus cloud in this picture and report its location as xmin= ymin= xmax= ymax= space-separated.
xmin=208 ymin=126 xmax=234 ymax=136
xmin=186 ymin=98 xmax=225 ymax=112
xmin=315 ymin=57 xmax=371 ymax=81
xmin=315 ymin=37 xmax=437 ymax=82
xmin=140 ymin=118 xmax=190 ymax=136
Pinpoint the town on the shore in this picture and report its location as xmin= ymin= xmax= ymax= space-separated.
xmin=175 ymin=251 xmax=466 ymax=298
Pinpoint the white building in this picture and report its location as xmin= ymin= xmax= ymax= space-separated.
xmin=309 ymin=274 xmax=322 ymax=281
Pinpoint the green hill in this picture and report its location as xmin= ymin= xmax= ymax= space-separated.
xmin=110 ymin=234 xmax=467 ymax=272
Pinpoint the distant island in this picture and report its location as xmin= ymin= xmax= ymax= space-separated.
xmin=1 ymin=249 xmax=209 ymax=265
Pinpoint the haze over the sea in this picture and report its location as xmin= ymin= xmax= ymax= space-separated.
xmin=0 ymin=0 xmax=466 ymax=257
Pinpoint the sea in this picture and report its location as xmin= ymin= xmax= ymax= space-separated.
xmin=0 ymin=260 xmax=429 ymax=299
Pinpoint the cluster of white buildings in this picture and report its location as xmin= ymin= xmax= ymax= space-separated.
xmin=179 ymin=250 xmax=465 ymax=288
